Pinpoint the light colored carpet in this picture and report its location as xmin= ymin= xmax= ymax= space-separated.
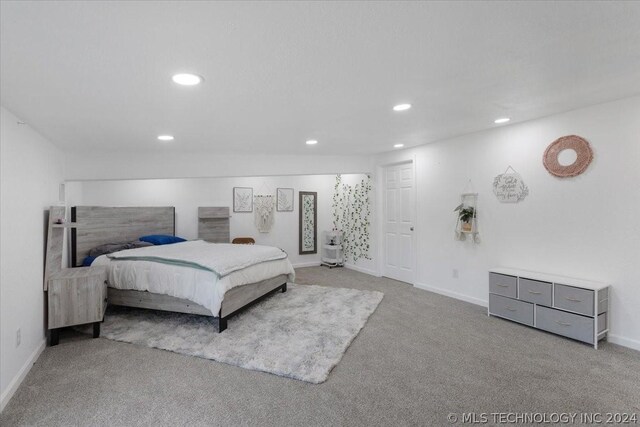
xmin=98 ymin=283 xmax=383 ymax=383
xmin=1 ymin=267 xmax=639 ymax=426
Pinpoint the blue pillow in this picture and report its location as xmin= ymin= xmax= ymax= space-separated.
xmin=82 ymin=256 xmax=96 ymax=266
xmin=139 ymin=235 xmax=186 ymax=245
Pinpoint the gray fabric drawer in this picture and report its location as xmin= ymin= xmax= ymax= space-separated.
xmin=554 ymin=284 xmax=594 ymax=316
xmin=536 ymin=306 xmax=594 ymax=344
xmin=489 ymin=294 xmax=533 ymax=326
xmin=489 ymin=273 xmax=517 ymax=298
xmin=518 ymin=278 xmax=552 ymax=306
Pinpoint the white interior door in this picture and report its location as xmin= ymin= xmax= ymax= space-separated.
xmin=383 ymin=162 xmax=415 ymax=283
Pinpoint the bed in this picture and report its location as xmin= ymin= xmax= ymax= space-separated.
xmin=71 ymin=206 xmax=294 ymax=332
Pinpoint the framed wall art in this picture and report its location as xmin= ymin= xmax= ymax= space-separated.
xmin=277 ymin=188 xmax=294 ymax=212
xmin=233 ymin=187 xmax=253 ymax=212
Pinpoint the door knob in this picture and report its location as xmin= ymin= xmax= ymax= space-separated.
xmin=410 ymin=227 xmax=414 ymax=231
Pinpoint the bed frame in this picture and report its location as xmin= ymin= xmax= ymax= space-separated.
xmin=71 ymin=206 xmax=288 ymax=332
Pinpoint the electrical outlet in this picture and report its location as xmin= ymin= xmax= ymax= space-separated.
xmin=452 ymin=269 xmax=459 ymax=279
xmin=16 ymin=328 xmax=21 ymax=347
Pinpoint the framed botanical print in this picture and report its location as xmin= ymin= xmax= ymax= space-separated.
xmin=299 ymin=191 xmax=317 ymax=254
xmin=276 ymin=188 xmax=294 ymax=212
xmin=233 ymin=187 xmax=253 ymax=212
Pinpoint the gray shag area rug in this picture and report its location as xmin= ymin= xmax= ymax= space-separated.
xmin=99 ymin=283 xmax=383 ymax=384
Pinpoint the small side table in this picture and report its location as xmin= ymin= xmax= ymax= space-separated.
xmin=321 ymin=230 xmax=344 ymax=268
xmin=47 ymin=266 xmax=108 ymax=346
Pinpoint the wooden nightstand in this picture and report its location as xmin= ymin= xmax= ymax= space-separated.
xmin=47 ymin=266 xmax=108 ymax=346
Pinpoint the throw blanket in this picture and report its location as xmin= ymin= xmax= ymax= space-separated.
xmin=107 ymin=240 xmax=287 ymax=278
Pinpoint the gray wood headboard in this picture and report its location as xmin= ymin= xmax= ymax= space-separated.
xmin=71 ymin=206 xmax=175 ymax=267
xmin=198 ymin=207 xmax=230 ymax=243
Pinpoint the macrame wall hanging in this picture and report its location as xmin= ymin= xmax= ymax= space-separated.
xmin=543 ymin=135 xmax=593 ymax=177
xmin=253 ymin=182 xmax=275 ymax=233
xmin=254 ymin=195 xmax=275 ymax=233
xmin=493 ymin=166 xmax=529 ymax=203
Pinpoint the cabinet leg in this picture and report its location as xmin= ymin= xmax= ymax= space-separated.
xmin=281 ymin=283 xmax=287 ymax=293
xmin=92 ymin=322 xmax=100 ymax=338
xmin=49 ymin=329 xmax=59 ymax=346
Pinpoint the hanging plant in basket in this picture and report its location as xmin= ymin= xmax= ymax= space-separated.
xmin=454 ymin=204 xmax=475 ymax=232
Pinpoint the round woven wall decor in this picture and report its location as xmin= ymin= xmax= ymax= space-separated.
xmin=543 ymin=135 xmax=593 ymax=177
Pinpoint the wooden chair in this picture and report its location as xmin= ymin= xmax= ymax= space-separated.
xmin=232 ymin=237 xmax=255 ymax=245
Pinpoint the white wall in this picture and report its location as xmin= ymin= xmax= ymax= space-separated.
xmin=0 ymin=107 xmax=65 ymax=409
xmin=65 ymin=151 xmax=373 ymax=181
xmin=67 ymin=174 xmax=372 ymax=268
xmin=375 ymin=96 xmax=640 ymax=350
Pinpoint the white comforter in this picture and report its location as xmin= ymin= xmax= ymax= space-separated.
xmin=106 ymin=240 xmax=288 ymax=277
xmin=93 ymin=241 xmax=295 ymax=314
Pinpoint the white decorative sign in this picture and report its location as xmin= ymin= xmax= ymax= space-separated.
xmin=493 ymin=167 xmax=529 ymax=203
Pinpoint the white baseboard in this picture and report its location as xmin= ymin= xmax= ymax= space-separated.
xmin=344 ymin=263 xmax=380 ymax=277
xmin=292 ymin=261 xmax=321 ymax=269
xmin=0 ymin=339 xmax=46 ymax=413
xmin=413 ymin=282 xmax=488 ymax=307
xmin=608 ymin=334 xmax=640 ymax=352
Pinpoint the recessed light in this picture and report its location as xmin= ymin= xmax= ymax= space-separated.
xmin=172 ymin=73 xmax=203 ymax=86
xmin=494 ymin=117 xmax=510 ymax=124
xmin=394 ymin=143 xmax=404 ymax=148
xmin=306 ymin=140 xmax=318 ymax=145
xmin=393 ymin=104 xmax=411 ymax=112
xmin=157 ymin=135 xmax=174 ymax=141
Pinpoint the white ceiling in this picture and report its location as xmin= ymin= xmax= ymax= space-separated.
xmin=2 ymin=1 xmax=640 ymax=155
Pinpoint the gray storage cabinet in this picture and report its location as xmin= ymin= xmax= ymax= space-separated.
xmin=488 ymin=268 xmax=609 ymax=349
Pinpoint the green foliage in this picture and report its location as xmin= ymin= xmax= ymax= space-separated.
xmin=454 ymin=204 xmax=475 ymax=223
xmin=332 ymin=174 xmax=372 ymax=262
